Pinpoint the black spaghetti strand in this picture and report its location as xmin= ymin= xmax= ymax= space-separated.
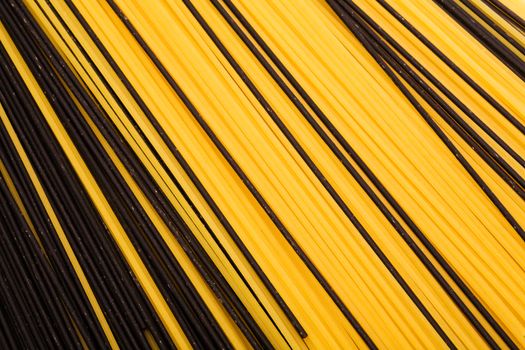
xmin=330 ymin=1 xmax=521 ymax=345
xmin=22 ymin=2 xmax=275 ymax=347
xmin=42 ymin=2 xmax=282 ymax=344
xmin=0 ymin=172 xmax=84 ymax=350
xmin=65 ymin=0 xmax=303 ymax=343
xmin=103 ymin=0 xmax=377 ymax=348
xmin=0 ymin=85 xmax=113 ymax=350
xmin=35 ymin=7 xmax=280 ymax=341
xmin=0 ymin=36 xmax=158 ymax=349
xmin=218 ymin=3 xmax=518 ymax=347
xmin=433 ymin=0 xmax=525 ymax=81
xmin=0 ymin=67 xmax=139 ymax=346
xmin=0 ymin=289 xmax=19 ymax=350
xmin=0 ymin=185 xmax=58 ymax=350
xmin=337 ymin=0 xmax=525 ymax=170
xmin=2 ymin=2 xmax=256 ymax=345
xmin=180 ymin=1 xmax=460 ymax=348
xmin=2 ymin=179 xmax=86 ymax=349
xmin=327 ymin=5 xmax=522 ymax=347
xmin=345 ymin=0 xmax=525 ymax=237
xmin=457 ymin=0 xmax=525 ymax=55
xmin=2 ymin=13 xmax=209 ymax=350
xmin=338 ymin=0 xmax=525 ymax=261
xmin=336 ymin=0 xmax=525 ymax=228
xmin=480 ymin=0 xmax=525 ymax=33
xmin=1 ymin=0 xmax=523 ymax=348
xmin=0 ymin=121 xmax=111 ymax=350
xmin=376 ymin=0 xmax=525 ymax=135
xmin=210 ymin=0 xmax=506 ymax=347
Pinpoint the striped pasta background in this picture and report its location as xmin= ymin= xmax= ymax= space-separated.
xmin=0 ymin=0 xmax=524 ymax=348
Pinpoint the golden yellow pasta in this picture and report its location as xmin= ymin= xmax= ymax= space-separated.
xmin=0 ymin=0 xmax=523 ymax=349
